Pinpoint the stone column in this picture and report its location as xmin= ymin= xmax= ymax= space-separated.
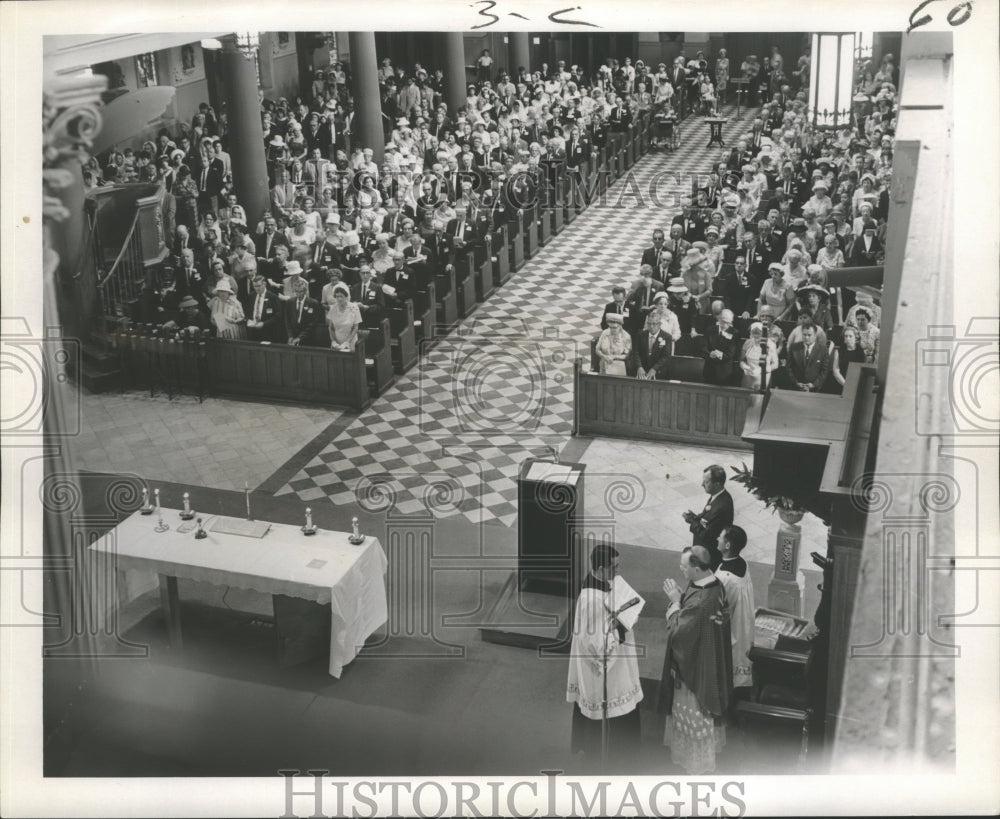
xmin=348 ymin=31 xmax=384 ymax=164
xmin=219 ymin=37 xmax=269 ymax=226
xmin=509 ymin=32 xmax=530 ymax=76
xmin=442 ymin=32 xmax=468 ymax=115
xmin=767 ymin=508 xmax=806 ymax=615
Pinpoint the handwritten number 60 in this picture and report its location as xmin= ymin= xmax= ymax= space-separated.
xmin=908 ymin=0 xmax=973 ymax=33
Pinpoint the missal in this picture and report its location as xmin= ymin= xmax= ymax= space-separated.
xmin=208 ymin=516 xmax=272 ymax=538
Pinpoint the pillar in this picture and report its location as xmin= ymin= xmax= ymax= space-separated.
xmin=442 ymin=32 xmax=467 ymax=114
xmin=509 ymin=32 xmax=530 ymax=77
xmin=348 ymin=31 xmax=384 ymax=164
xmin=219 ymin=38 xmax=270 ymax=227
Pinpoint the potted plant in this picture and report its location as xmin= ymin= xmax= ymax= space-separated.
xmin=729 ymin=462 xmax=830 ymax=525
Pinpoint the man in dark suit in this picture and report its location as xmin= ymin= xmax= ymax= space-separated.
xmin=716 ymin=256 xmax=756 ymax=317
xmin=283 ymin=278 xmax=321 ymax=346
xmin=254 ymin=215 xmax=290 ymax=261
xmin=195 ymin=151 xmax=226 ymax=215
xmin=353 ymin=265 xmax=385 ymax=328
xmin=172 ymin=248 xmax=205 ymax=304
xmin=245 ymin=275 xmax=282 ymax=342
xmin=639 ymin=229 xmax=668 ymax=277
xmin=787 ymin=321 xmax=831 ymax=392
xmin=308 ymin=228 xmax=340 ymax=271
xmin=633 ymin=312 xmax=673 ymax=380
xmin=624 ymin=267 xmax=662 ymax=334
xmin=601 ymin=285 xmax=631 ymax=330
xmin=383 ymin=251 xmax=416 ymax=306
xmin=671 ymin=209 xmax=705 ymax=244
xmin=564 ymin=126 xmax=590 ymax=171
xmin=704 ymin=308 xmax=739 ymax=385
xmin=665 ymin=224 xmax=691 ymax=277
xmin=682 ymin=464 xmax=735 ymax=569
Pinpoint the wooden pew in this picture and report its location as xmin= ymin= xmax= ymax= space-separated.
xmin=490 ymin=225 xmax=511 ymax=287
xmin=508 ymin=218 xmax=525 ymax=272
xmin=206 ymin=338 xmax=370 ymax=411
xmin=537 ymin=202 xmax=551 ymax=247
xmin=362 ymin=318 xmax=395 ymax=397
xmin=454 ymin=253 xmax=478 ymax=318
xmin=522 ymin=208 xmax=538 ymax=259
xmin=476 ymin=255 xmax=496 ymax=302
xmin=388 ymin=298 xmax=417 ymax=373
xmin=434 ymin=263 xmax=459 ymax=331
xmin=625 ymin=127 xmax=635 ymax=168
xmin=411 ymin=278 xmax=437 ymax=348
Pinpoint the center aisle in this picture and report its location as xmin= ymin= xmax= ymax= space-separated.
xmin=275 ymin=109 xmax=757 ymax=526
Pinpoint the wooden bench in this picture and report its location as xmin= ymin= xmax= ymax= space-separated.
xmin=363 ymin=318 xmax=395 ymax=397
xmin=387 ymin=298 xmax=417 ymax=373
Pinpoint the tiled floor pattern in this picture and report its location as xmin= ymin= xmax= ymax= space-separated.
xmin=64 ymin=383 xmax=339 ymax=492
xmin=276 ymin=108 xmax=761 ymax=527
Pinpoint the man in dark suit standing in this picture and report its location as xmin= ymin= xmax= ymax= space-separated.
xmin=308 ymin=227 xmax=340 ymax=271
xmin=195 ymin=151 xmax=225 ymax=216
xmin=353 ymin=265 xmax=386 ymax=328
xmin=665 ymin=224 xmax=691 ymax=277
xmin=704 ymin=308 xmax=739 ymax=386
xmin=633 ymin=312 xmax=673 ymax=380
xmin=716 ymin=256 xmax=756 ymax=318
xmin=283 ymin=278 xmax=321 ymax=346
xmin=564 ymin=126 xmax=590 ymax=172
xmin=173 ymin=247 xmax=205 ymax=305
xmin=671 ymin=208 xmax=705 ymax=243
xmin=245 ymin=275 xmax=282 ymax=342
xmin=682 ymin=464 xmax=735 ymax=570
xmin=601 ymin=285 xmax=631 ymax=330
xmin=787 ymin=321 xmax=831 ymax=392
xmin=624 ymin=267 xmax=662 ymax=334
xmin=639 ymin=229 xmax=668 ymax=277
xmin=254 ymin=215 xmax=290 ymax=261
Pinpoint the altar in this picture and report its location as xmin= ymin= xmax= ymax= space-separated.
xmin=88 ymin=509 xmax=388 ymax=677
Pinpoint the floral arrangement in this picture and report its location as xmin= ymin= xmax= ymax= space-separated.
xmin=729 ymin=462 xmax=834 ymax=529
xmin=729 ymin=462 xmax=802 ymax=513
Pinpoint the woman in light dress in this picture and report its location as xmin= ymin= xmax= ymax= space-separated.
xmin=596 ymin=313 xmax=632 ymax=376
xmin=326 ymin=282 xmax=362 ymax=351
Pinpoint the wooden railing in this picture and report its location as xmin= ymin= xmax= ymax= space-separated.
xmin=206 ymin=337 xmax=370 ymax=411
xmin=573 ymin=359 xmax=754 ymax=450
xmin=97 ymin=208 xmax=145 ymax=322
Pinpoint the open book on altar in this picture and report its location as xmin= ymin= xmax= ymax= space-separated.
xmin=603 ymin=574 xmax=645 ymax=631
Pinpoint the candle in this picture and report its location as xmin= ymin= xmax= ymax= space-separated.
xmin=305 ymin=507 xmax=313 ymax=529
xmin=352 ymin=516 xmax=360 ymax=540
xmin=245 ymin=481 xmax=251 ymax=520
xmin=154 ymin=488 xmax=160 ymax=512
xmin=182 ymin=492 xmax=191 ymax=514
xmin=142 ymin=487 xmax=149 ymax=505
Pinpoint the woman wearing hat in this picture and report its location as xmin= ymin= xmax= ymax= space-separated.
xmin=595 ymin=313 xmax=632 ymax=377
xmin=758 ymin=263 xmax=795 ymax=320
xmin=171 ymin=165 xmax=199 ymax=230
xmin=682 ymin=243 xmax=715 ymax=313
xmin=794 ymin=284 xmax=833 ymax=334
xmin=285 ymin=210 xmax=316 ymax=267
xmin=207 ymin=279 xmax=246 ymax=340
xmin=325 ymin=282 xmax=362 ymax=351
xmin=703 ymin=226 xmax=724 ymax=275
xmin=852 ymin=308 xmax=880 ymax=364
xmin=739 ymin=321 xmax=779 ymax=390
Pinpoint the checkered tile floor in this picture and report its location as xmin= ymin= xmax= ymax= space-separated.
xmin=275 ymin=107 xmax=758 ymax=526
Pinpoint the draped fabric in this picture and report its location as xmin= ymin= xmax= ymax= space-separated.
xmin=716 ymin=567 xmax=756 ymax=688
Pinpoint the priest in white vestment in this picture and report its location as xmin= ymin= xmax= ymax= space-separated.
xmin=567 ymin=544 xmax=643 ymax=770
xmin=715 ymin=525 xmax=755 ymax=691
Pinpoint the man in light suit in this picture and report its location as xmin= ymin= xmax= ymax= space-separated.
xmin=787 ymin=320 xmax=831 ymax=392
xmin=682 ymin=464 xmax=735 ymax=570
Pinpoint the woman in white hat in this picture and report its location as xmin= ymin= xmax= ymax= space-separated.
xmin=703 ymin=226 xmax=724 ymax=276
xmin=595 ymin=313 xmax=632 ymax=376
xmin=805 ymin=179 xmax=833 ymax=220
xmin=326 ymin=282 xmax=362 ymax=351
xmin=207 ymin=279 xmax=246 ymax=339
xmin=682 ymin=242 xmax=715 ymax=313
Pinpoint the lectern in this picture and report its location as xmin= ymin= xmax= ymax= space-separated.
xmin=517 ymin=459 xmax=586 ymax=596
xmin=479 ymin=459 xmax=586 ymax=652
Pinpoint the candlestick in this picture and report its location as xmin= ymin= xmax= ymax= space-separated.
xmin=302 ymin=506 xmax=317 ymax=535
xmin=180 ymin=491 xmax=195 ymax=520
xmin=245 ymin=481 xmax=252 ymax=520
xmin=349 ymin=516 xmax=364 ymax=545
xmin=194 ymin=516 xmax=207 ymax=539
xmin=153 ymin=488 xmax=161 ymax=514
xmin=140 ymin=487 xmax=154 ymax=515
